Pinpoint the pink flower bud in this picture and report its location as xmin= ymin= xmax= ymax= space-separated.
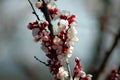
xmin=75 ymin=57 xmax=80 ymax=64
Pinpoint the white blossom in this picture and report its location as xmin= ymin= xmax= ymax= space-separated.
xmin=66 ymin=49 xmax=73 ymax=58
xmin=70 ymin=20 xmax=78 ymax=27
xmin=87 ymin=74 xmax=93 ymax=78
xmin=68 ymin=27 xmax=77 ymax=38
xmin=36 ymin=2 xmax=42 ymax=8
xmin=53 ymin=27 xmax=59 ymax=35
xmin=68 ymin=39 xmax=77 ymax=46
xmin=53 ymin=36 xmax=61 ymax=45
xmin=57 ymin=67 xmax=68 ymax=80
xmin=47 ymin=2 xmax=56 ymax=9
xmin=79 ymin=70 xmax=86 ymax=78
xmin=57 ymin=20 xmax=69 ymax=32
xmin=59 ymin=19 xmax=69 ymax=27
xmin=73 ymin=78 xmax=79 ymax=80
xmin=58 ymin=54 xmax=67 ymax=62
xmin=61 ymin=10 xmax=70 ymax=17
xmin=69 ymin=46 xmax=74 ymax=50
xmin=67 ymin=52 xmax=72 ymax=58
xmin=72 ymin=36 xmax=79 ymax=42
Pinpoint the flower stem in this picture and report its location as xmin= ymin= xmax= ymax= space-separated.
xmin=66 ymin=59 xmax=73 ymax=80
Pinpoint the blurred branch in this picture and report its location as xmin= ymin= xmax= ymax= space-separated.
xmin=93 ymin=28 xmax=120 ymax=80
xmin=91 ymin=0 xmax=110 ymax=63
xmin=90 ymin=0 xmax=120 ymax=80
xmin=90 ymin=0 xmax=110 ymax=76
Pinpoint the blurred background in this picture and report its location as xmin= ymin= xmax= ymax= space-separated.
xmin=0 ymin=0 xmax=120 ymax=80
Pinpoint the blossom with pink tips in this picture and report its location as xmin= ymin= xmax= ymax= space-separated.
xmin=73 ymin=57 xmax=92 ymax=80
xmin=27 ymin=0 xmax=92 ymax=80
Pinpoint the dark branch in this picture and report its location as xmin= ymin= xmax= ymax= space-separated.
xmin=118 ymin=65 xmax=120 ymax=74
xmin=28 ymin=0 xmax=40 ymax=20
xmin=39 ymin=0 xmax=56 ymax=59
xmin=40 ymin=0 xmax=54 ymax=39
xmin=89 ymin=0 xmax=110 ymax=75
xmin=34 ymin=56 xmax=49 ymax=66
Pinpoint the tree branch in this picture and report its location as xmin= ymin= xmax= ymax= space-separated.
xmin=28 ymin=0 xmax=40 ymax=20
xmin=34 ymin=56 xmax=49 ymax=66
xmin=39 ymin=0 xmax=57 ymax=61
xmin=89 ymin=0 xmax=110 ymax=75
xmin=40 ymin=0 xmax=54 ymax=39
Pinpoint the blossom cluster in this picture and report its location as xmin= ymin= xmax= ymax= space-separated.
xmin=27 ymin=0 xmax=92 ymax=80
xmin=108 ymin=68 xmax=120 ymax=80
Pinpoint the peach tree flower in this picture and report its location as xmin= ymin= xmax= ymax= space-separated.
xmin=27 ymin=0 xmax=92 ymax=80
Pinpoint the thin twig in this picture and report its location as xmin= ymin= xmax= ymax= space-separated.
xmin=28 ymin=0 xmax=40 ymax=20
xmin=34 ymin=56 xmax=49 ymax=66
xmin=66 ymin=59 xmax=72 ymax=80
